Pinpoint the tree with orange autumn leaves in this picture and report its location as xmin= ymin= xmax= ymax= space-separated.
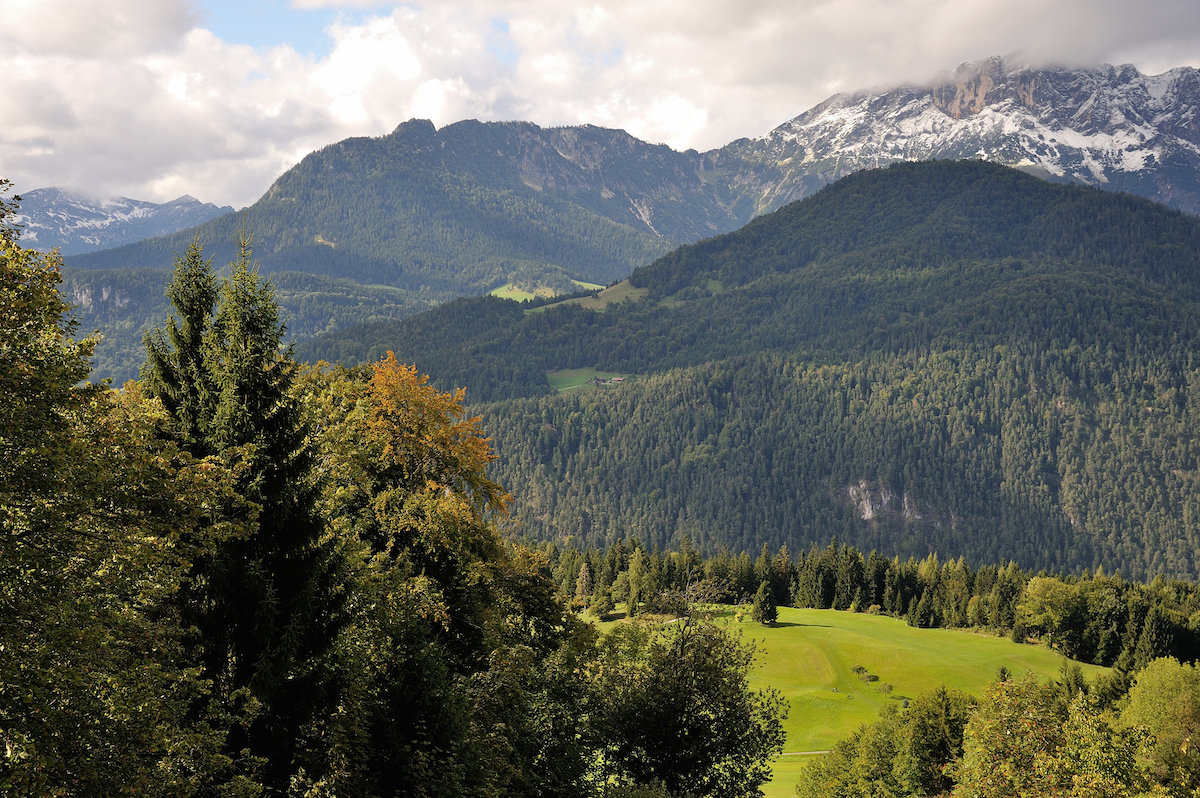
xmin=294 ymin=353 xmax=594 ymax=796
xmin=299 ymin=354 xmax=786 ymax=797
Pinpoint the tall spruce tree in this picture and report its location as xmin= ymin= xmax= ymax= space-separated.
xmin=143 ymin=224 xmax=343 ymax=789
xmin=143 ymin=236 xmax=217 ymax=449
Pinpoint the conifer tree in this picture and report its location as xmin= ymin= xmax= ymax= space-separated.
xmin=1131 ymin=606 xmax=1175 ymax=671
xmin=143 ymin=223 xmax=343 ymax=789
xmin=142 ymin=236 xmax=217 ymax=449
xmin=752 ymin=579 xmax=778 ymax=625
xmin=575 ymin=561 xmax=593 ymax=606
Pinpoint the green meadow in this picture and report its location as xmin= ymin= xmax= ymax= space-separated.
xmin=740 ymin=606 xmax=1111 ymax=798
xmin=488 ymin=283 xmax=557 ymax=302
xmin=554 ymin=279 xmax=649 ymax=311
xmin=546 ymin=368 xmax=628 ymax=391
xmin=490 ymin=279 xmax=605 ymax=303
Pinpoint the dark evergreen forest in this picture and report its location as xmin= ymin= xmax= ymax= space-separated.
xmin=484 ymin=347 xmax=1200 ymax=579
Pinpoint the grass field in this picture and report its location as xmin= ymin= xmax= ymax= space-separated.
xmin=554 ymin=279 xmax=650 ymax=311
xmin=361 ymin=283 xmax=418 ymax=294
xmin=490 ymin=279 xmax=605 ymax=303
xmin=546 ymin=368 xmax=627 ymax=391
xmin=488 ymin=283 xmax=556 ymax=302
xmin=740 ymin=606 xmax=1111 ymax=798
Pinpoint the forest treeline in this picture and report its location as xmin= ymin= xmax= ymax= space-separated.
xmin=0 ymin=190 xmax=784 ymax=797
xmin=482 ymin=345 xmax=1200 ymax=581
xmin=542 ymin=538 xmax=1200 ymax=675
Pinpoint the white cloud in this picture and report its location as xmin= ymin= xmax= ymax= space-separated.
xmin=315 ymin=15 xmax=422 ymax=99
xmin=3 ymin=0 xmax=1200 ymax=208
xmin=0 ymin=0 xmax=196 ymax=57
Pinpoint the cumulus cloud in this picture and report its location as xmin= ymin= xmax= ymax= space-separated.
xmin=2 ymin=0 xmax=1199 ymax=207
xmin=0 ymin=0 xmax=196 ymax=57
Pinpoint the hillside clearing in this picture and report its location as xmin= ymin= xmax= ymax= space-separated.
xmin=490 ymin=279 xmax=604 ymax=303
xmin=550 ymin=279 xmax=650 ymax=311
xmin=546 ymin=368 xmax=628 ymax=392
xmin=590 ymin=605 xmax=1110 ymax=798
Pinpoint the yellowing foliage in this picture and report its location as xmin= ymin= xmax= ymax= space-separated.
xmin=366 ymin=351 xmax=507 ymax=517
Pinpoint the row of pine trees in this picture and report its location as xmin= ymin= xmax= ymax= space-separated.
xmin=546 ymin=538 xmax=1200 ymax=675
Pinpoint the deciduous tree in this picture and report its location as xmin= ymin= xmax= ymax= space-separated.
xmin=1121 ymin=656 xmax=1200 ymax=794
xmin=595 ymin=604 xmax=787 ymax=797
xmin=0 ymin=186 xmax=235 ymax=795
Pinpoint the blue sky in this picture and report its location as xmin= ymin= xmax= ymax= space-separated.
xmin=4 ymin=0 xmax=1200 ymax=207
xmin=200 ymin=0 xmax=327 ymax=53
xmin=199 ymin=0 xmax=376 ymax=55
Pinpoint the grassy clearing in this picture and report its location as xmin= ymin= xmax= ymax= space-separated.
xmin=491 ymin=279 xmax=606 ymax=304
xmin=546 ymin=368 xmax=627 ymax=392
xmin=489 ymin=283 xmax=557 ymax=302
xmin=555 ymin=279 xmax=650 ymax=311
xmin=741 ymin=606 xmax=1110 ymax=798
xmin=360 ymin=283 xmax=415 ymax=294
xmin=585 ymin=604 xmax=1108 ymax=797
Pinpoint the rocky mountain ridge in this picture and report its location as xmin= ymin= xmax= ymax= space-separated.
xmin=66 ymin=57 xmax=1200 ymax=281
xmin=733 ymin=56 xmax=1200 ymax=213
xmin=17 ymin=187 xmax=233 ymax=256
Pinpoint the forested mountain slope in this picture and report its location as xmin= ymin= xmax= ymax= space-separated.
xmin=65 ymin=119 xmax=720 ymax=381
xmin=67 ymin=120 xmax=713 ymax=289
xmin=301 ymin=161 xmax=1200 ymax=580
xmin=303 ymin=160 xmax=1200 ymax=398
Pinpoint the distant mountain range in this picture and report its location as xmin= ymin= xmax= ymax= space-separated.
xmin=17 ymin=188 xmax=232 ymax=255
xmin=54 ymin=56 xmax=1200 ymax=383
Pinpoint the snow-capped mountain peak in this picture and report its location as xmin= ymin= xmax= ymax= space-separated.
xmin=746 ymin=57 xmax=1200 ymax=213
xmin=14 ymin=188 xmax=233 ymax=256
